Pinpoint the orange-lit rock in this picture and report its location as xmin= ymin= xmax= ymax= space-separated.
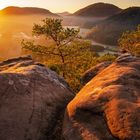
xmin=0 ymin=56 xmax=74 ymax=140
xmin=81 ymin=61 xmax=112 ymax=86
xmin=63 ymin=54 xmax=140 ymax=140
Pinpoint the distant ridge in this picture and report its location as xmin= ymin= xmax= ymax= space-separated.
xmin=0 ymin=6 xmax=59 ymax=17
xmin=86 ymin=7 xmax=140 ymax=45
xmin=105 ymin=7 xmax=140 ymax=22
xmin=73 ymin=2 xmax=122 ymax=17
xmin=57 ymin=12 xmax=71 ymax=16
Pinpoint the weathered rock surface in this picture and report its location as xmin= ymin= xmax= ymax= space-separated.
xmin=81 ymin=61 xmax=112 ymax=85
xmin=0 ymin=56 xmax=74 ymax=140
xmin=63 ymin=55 xmax=140 ymax=140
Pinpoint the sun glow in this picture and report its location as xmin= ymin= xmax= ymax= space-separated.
xmin=0 ymin=1 xmax=11 ymax=10
xmin=0 ymin=1 xmax=30 ymax=10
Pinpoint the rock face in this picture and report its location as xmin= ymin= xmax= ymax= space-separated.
xmin=0 ymin=56 xmax=74 ymax=140
xmin=63 ymin=55 xmax=140 ymax=140
xmin=81 ymin=61 xmax=112 ymax=85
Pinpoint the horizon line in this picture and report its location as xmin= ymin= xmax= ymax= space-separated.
xmin=0 ymin=2 xmax=140 ymax=13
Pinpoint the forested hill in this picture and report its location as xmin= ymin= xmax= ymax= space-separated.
xmin=0 ymin=6 xmax=59 ymax=16
xmin=86 ymin=7 xmax=140 ymax=45
xmin=73 ymin=2 xmax=122 ymax=17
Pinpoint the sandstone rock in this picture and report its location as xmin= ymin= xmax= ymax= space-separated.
xmin=81 ymin=61 xmax=112 ymax=85
xmin=0 ymin=56 xmax=74 ymax=140
xmin=63 ymin=55 xmax=140 ymax=140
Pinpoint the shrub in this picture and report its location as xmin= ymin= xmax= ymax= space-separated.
xmin=118 ymin=25 xmax=140 ymax=56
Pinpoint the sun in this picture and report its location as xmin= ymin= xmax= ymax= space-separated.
xmin=0 ymin=1 xmax=11 ymax=10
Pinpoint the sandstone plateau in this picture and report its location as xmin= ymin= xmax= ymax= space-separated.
xmin=0 ymin=56 xmax=74 ymax=140
xmin=0 ymin=54 xmax=140 ymax=140
xmin=63 ymin=54 xmax=140 ymax=140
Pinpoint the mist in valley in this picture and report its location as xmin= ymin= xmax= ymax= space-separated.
xmin=0 ymin=14 xmax=99 ymax=61
xmin=0 ymin=14 xmax=42 ymax=60
xmin=62 ymin=15 xmax=104 ymax=28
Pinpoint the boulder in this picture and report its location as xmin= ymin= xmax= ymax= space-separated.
xmin=63 ymin=55 xmax=140 ymax=140
xmin=0 ymin=56 xmax=74 ymax=140
xmin=81 ymin=61 xmax=112 ymax=85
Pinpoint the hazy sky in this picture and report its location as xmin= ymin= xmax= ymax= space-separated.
xmin=0 ymin=0 xmax=140 ymax=13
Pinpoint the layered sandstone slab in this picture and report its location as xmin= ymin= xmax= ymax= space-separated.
xmin=63 ymin=55 xmax=140 ymax=140
xmin=0 ymin=56 xmax=74 ymax=140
